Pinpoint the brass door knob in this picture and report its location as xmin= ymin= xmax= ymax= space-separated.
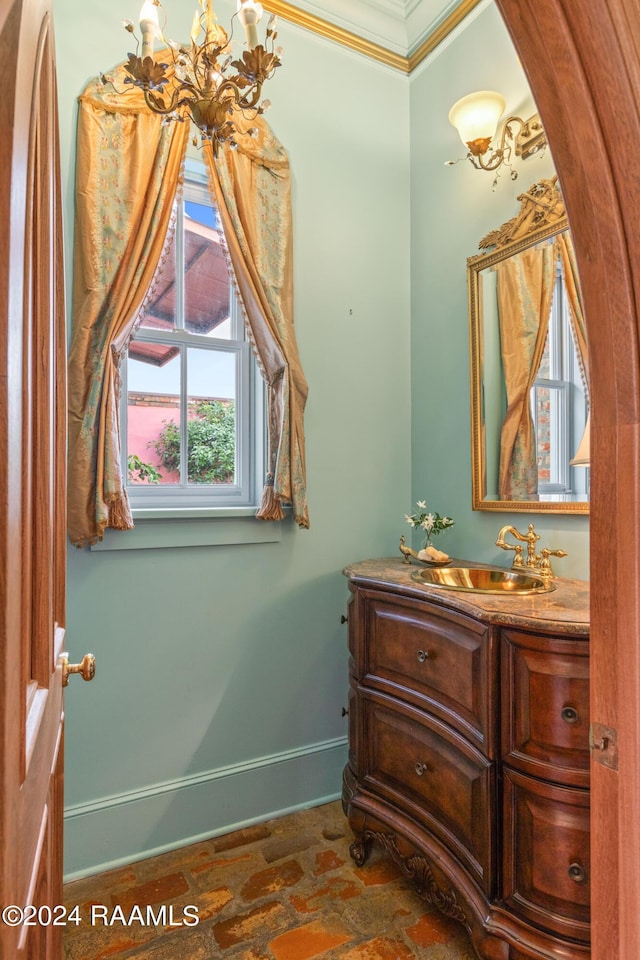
xmin=60 ymin=653 xmax=96 ymax=687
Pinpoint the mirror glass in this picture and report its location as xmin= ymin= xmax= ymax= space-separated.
xmin=468 ymin=177 xmax=589 ymax=514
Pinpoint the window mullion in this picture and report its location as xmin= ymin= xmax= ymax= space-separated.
xmin=176 ymin=198 xmax=185 ymax=331
xmin=181 ymin=344 xmax=188 ymax=488
xmin=177 ymin=201 xmax=188 ymax=487
xmin=121 ymin=355 xmax=129 ymax=482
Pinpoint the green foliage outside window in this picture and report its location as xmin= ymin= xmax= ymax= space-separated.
xmin=127 ymin=454 xmax=162 ymax=484
xmin=154 ymin=400 xmax=235 ymax=484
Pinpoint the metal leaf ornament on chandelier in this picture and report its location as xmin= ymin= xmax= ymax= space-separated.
xmin=111 ymin=0 xmax=282 ymax=155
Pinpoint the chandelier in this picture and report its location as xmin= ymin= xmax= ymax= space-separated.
xmin=111 ymin=0 xmax=282 ymax=154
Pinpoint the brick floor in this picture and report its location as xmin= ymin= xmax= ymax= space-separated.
xmin=63 ymin=801 xmax=477 ymax=959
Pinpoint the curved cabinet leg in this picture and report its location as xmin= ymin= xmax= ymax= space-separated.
xmin=349 ymin=831 xmax=372 ymax=866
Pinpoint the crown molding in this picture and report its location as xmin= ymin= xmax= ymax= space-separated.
xmin=261 ymin=0 xmax=484 ymax=72
xmin=408 ymin=0 xmax=484 ymax=70
xmin=262 ymin=0 xmax=410 ymax=70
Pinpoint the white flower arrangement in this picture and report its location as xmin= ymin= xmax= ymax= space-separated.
xmin=404 ymin=499 xmax=455 ymax=547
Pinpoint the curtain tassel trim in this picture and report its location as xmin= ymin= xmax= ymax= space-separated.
xmin=255 ymin=473 xmax=286 ymax=521
xmin=107 ymin=495 xmax=135 ymax=531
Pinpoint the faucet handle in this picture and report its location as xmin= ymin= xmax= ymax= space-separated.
xmin=539 ymin=547 xmax=568 ymax=580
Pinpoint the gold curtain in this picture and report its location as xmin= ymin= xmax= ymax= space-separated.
xmin=497 ymin=243 xmax=557 ymax=500
xmin=67 ymin=67 xmax=189 ymax=547
xmin=204 ymin=112 xmax=309 ymax=528
xmin=556 ymin=231 xmax=590 ymax=403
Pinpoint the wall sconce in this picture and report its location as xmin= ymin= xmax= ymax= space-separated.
xmin=570 ymin=413 xmax=590 ymax=467
xmin=446 ymin=90 xmax=546 ymax=186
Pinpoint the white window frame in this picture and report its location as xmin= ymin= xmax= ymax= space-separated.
xmin=122 ymin=164 xmax=264 ymax=516
xmin=531 ymin=266 xmax=579 ymax=494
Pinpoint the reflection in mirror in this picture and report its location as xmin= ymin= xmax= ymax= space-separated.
xmin=468 ymin=177 xmax=589 ymax=514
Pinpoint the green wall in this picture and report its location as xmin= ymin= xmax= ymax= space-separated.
xmin=55 ymin=0 xmax=411 ymax=878
xmin=55 ymin=0 xmax=588 ymax=880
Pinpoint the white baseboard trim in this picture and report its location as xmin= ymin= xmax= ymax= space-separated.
xmin=63 ymin=736 xmax=348 ymax=881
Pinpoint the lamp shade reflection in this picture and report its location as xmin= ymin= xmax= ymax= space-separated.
xmin=449 ymin=90 xmax=506 ymax=156
xmin=570 ymin=413 xmax=590 ymax=467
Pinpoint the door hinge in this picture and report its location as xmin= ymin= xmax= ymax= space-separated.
xmin=589 ymin=722 xmax=618 ymax=770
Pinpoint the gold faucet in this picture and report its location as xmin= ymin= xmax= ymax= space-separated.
xmin=496 ymin=522 xmax=567 ymax=585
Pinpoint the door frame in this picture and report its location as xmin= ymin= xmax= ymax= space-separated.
xmin=496 ymin=1 xmax=640 ymax=957
xmin=0 ymin=0 xmax=66 ymax=956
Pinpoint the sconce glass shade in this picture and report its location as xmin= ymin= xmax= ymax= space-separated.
xmin=448 ymin=91 xmax=506 ymax=156
xmin=570 ymin=413 xmax=591 ymax=467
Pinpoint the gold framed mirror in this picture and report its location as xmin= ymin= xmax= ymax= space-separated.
xmin=468 ymin=177 xmax=589 ymax=514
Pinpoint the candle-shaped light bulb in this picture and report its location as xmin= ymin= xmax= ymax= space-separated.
xmin=237 ymin=0 xmax=263 ymax=50
xmin=139 ymin=0 xmax=160 ymax=59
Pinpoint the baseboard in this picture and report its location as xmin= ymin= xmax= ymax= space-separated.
xmin=63 ymin=736 xmax=348 ymax=881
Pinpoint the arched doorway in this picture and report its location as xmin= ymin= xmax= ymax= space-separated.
xmin=496 ymin=2 xmax=640 ymax=957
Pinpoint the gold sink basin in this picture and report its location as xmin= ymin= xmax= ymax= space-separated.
xmin=411 ymin=566 xmax=552 ymax=595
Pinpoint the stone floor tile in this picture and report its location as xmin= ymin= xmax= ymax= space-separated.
xmin=268 ymin=917 xmax=353 ymax=960
xmin=289 ymin=875 xmax=363 ymax=914
xmin=314 ymin=850 xmax=346 ymax=875
xmin=421 ymin=940 xmax=477 ymax=960
xmin=187 ymin=886 xmax=234 ymax=922
xmin=213 ymin=822 xmax=272 ymax=852
xmin=321 ymin=824 xmax=346 ymax=842
xmin=63 ymin=801 xmax=476 ymax=960
xmin=339 ymin=935 xmax=416 ymax=959
xmin=225 ymin=949 xmax=271 ymax=960
xmin=63 ymin=922 xmax=156 ymax=960
xmin=192 ymin=852 xmax=252 ymax=875
xmin=353 ymin=858 xmax=405 ymax=887
xmin=111 ymin=872 xmax=190 ymax=912
xmin=212 ymin=900 xmax=289 ymax=949
xmin=64 ymin=868 xmax=138 ymax=910
xmin=335 ymin=884 xmax=426 ymax=938
xmin=262 ymin=833 xmax=319 ymax=863
xmin=240 ymin=858 xmax=305 ymax=901
xmin=120 ymin=929 xmax=211 ymax=959
xmin=188 ymin=852 xmax=256 ymax=892
xmin=133 ymin=842 xmax=213 ymax=881
xmin=405 ymin=912 xmax=465 ymax=947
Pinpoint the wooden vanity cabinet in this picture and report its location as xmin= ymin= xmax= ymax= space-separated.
xmin=343 ymin=575 xmax=590 ymax=960
xmin=501 ymin=629 xmax=591 ymax=945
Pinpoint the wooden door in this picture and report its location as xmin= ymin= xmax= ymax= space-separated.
xmin=496 ymin=2 xmax=640 ymax=957
xmin=0 ymin=0 xmax=67 ymax=957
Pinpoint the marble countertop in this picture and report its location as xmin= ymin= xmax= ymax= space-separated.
xmin=343 ymin=557 xmax=590 ymax=636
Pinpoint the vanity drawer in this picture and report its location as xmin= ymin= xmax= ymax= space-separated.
xmin=502 ymin=767 xmax=590 ymax=943
xmin=359 ymin=690 xmax=495 ymax=894
xmin=502 ymin=628 xmax=590 ymax=787
xmin=353 ymin=589 xmax=496 ymax=754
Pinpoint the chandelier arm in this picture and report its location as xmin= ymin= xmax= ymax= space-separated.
xmin=216 ymin=78 xmax=264 ymax=112
xmin=472 ymin=115 xmax=523 ymax=171
xmin=143 ymin=85 xmax=197 ymax=116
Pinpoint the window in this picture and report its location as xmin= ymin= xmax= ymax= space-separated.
xmin=122 ymin=165 xmax=263 ymax=512
xmin=531 ymin=264 xmax=587 ymax=495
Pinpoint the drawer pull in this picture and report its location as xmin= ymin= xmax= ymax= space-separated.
xmin=414 ymin=761 xmax=429 ymax=776
xmin=417 ymin=649 xmax=431 ymax=663
xmin=561 ymin=705 xmax=580 ymax=724
xmin=568 ymin=862 xmax=587 ymax=884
